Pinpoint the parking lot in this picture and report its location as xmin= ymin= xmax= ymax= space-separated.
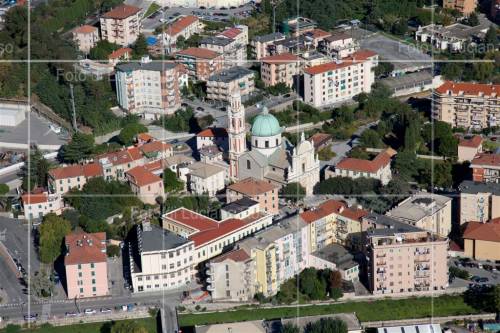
xmin=449 ymin=257 xmax=500 ymax=286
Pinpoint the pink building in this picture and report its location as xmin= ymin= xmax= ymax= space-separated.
xmin=64 ymin=232 xmax=108 ymax=299
xmin=226 ymin=177 xmax=280 ymax=215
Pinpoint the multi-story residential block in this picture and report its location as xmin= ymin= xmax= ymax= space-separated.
xmin=125 ymin=165 xmax=165 ymax=205
xmin=363 ymin=213 xmax=449 ymax=295
xmin=303 ymin=28 xmax=331 ymax=48
xmin=195 ymin=127 xmax=228 ymax=151
xmin=318 ymin=31 xmax=359 ymax=59
xmin=281 ymin=17 xmax=317 ymax=37
xmin=200 ymin=36 xmax=245 ymax=68
xmin=226 ymin=177 xmax=280 ymax=216
xmin=309 ymin=243 xmax=360 ymax=281
xmin=115 ymin=57 xmax=187 ymax=119
xmin=329 ymin=148 xmax=394 ymax=185
xmin=443 ymin=0 xmax=477 ymax=15
xmin=206 ymin=66 xmax=255 ymax=103
xmin=218 ymin=25 xmax=248 ymax=48
xmin=22 ymin=192 xmax=63 ymax=219
xmin=303 ymin=50 xmax=378 ymax=108
xmin=220 ymin=197 xmax=260 ymax=220
xmin=187 ymin=162 xmax=225 ymax=196
xmin=163 ymin=207 xmax=273 ymax=264
xmin=459 ymin=180 xmax=500 ymax=223
xmin=163 ymin=15 xmax=203 ymax=44
xmin=250 ymin=32 xmax=286 ymax=59
xmin=71 ymin=25 xmax=99 ymax=54
xmin=260 ymin=53 xmax=300 ymax=87
xmin=64 ymin=232 xmax=108 ymax=299
xmin=48 ymin=163 xmax=103 ymax=195
xmin=458 ymin=135 xmax=483 ymax=162
xmin=432 ymin=81 xmax=500 ymax=129
xmin=100 ymin=4 xmax=141 ymax=46
xmin=175 ymin=47 xmax=223 ymax=81
xmin=463 ymin=218 xmax=500 ymax=261
xmin=108 ymin=47 xmax=132 ymax=65
xmin=386 ymin=193 xmax=453 ymax=237
xmin=470 ymin=153 xmax=500 ymax=183
xmin=129 ymin=223 xmax=195 ymax=293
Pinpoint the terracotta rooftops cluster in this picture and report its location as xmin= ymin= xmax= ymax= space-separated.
xmin=459 ymin=135 xmax=483 ymax=148
xmin=64 ymin=232 xmax=107 ymax=265
xmin=463 ymin=218 xmax=500 ymax=242
xmin=436 ymin=81 xmax=500 ymax=96
xmin=300 ymin=199 xmax=368 ymax=224
xmin=227 ymin=177 xmax=279 ymax=196
xmin=102 ymin=4 xmax=141 ymax=19
xmin=336 ymin=148 xmax=396 ymax=174
xmin=304 ymin=50 xmax=377 ymax=75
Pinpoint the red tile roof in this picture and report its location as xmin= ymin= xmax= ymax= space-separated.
xmin=167 ymin=15 xmax=199 ymax=36
xmin=97 ymin=147 xmax=142 ymax=166
xmin=300 ymin=199 xmax=346 ymax=224
xmin=22 ymin=193 xmax=48 ymax=205
xmin=108 ymin=47 xmax=132 ymax=60
xmin=336 ymin=149 xmax=394 ymax=173
xmin=73 ymin=25 xmax=97 ymax=34
xmin=126 ymin=166 xmax=162 ymax=187
xmin=189 ymin=218 xmax=248 ymax=246
xmin=197 ymin=127 xmax=228 ymax=138
xmin=220 ymin=27 xmax=242 ymax=39
xmin=83 ymin=163 xmax=104 ymax=178
xmin=102 ymin=4 xmax=141 ymax=19
xmin=164 ymin=208 xmax=219 ymax=233
xmin=49 ymin=163 xmax=103 ymax=180
xmin=436 ymin=81 xmax=500 ymax=96
xmin=261 ymin=53 xmax=300 ymax=64
xmin=137 ymin=132 xmax=154 ymax=142
xmin=308 ymin=133 xmax=332 ymax=148
xmin=339 ymin=206 xmax=369 ymax=221
xmin=470 ymin=153 xmax=500 ymax=168
xmin=176 ymin=47 xmax=220 ymax=59
xmin=64 ymin=232 xmax=107 ymax=265
xmin=307 ymin=28 xmax=331 ymax=39
xmin=211 ymin=248 xmax=250 ymax=263
xmin=463 ymin=220 xmax=500 ymax=243
xmin=459 ymin=135 xmax=483 ymax=148
xmin=227 ymin=177 xmax=279 ymax=196
xmin=139 ymin=140 xmax=172 ymax=154
xmin=304 ymin=50 xmax=377 ymax=75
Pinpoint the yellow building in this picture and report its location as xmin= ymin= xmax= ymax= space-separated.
xmin=463 ymin=219 xmax=500 ymax=261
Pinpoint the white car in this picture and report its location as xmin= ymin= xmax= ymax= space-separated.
xmin=100 ymin=308 xmax=112 ymax=314
xmin=84 ymin=308 xmax=96 ymax=315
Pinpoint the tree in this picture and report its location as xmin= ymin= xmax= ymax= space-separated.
xmin=22 ymin=147 xmax=51 ymax=192
xmin=107 ymin=244 xmax=121 ymax=258
xmin=89 ymin=40 xmax=120 ymax=60
xmin=467 ymin=13 xmax=479 ymax=27
xmin=133 ymin=34 xmax=149 ymax=58
xmin=117 ymin=122 xmax=148 ymax=146
xmin=111 ymin=321 xmax=148 ymax=333
xmin=38 ymin=214 xmax=71 ymax=264
xmin=59 ymin=132 xmax=95 ymax=163
xmin=484 ymin=26 xmax=498 ymax=50
xmin=305 ymin=318 xmax=348 ymax=333
xmin=282 ymin=323 xmax=300 ymax=333
xmin=163 ymin=168 xmax=184 ymax=192
xmin=359 ymin=129 xmax=383 ymax=148
xmin=392 ymin=20 xmax=408 ymax=35
xmin=491 ymin=285 xmax=500 ymax=313
xmin=374 ymin=62 xmax=395 ymax=77
xmin=393 ymin=150 xmax=419 ymax=181
xmin=30 ymin=269 xmax=55 ymax=298
xmin=280 ymin=182 xmax=306 ymax=202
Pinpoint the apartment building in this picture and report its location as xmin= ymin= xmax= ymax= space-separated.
xmin=303 ymin=50 xmax=378 ymax=108
xmin=443 ymin=0 xmax=477 ymax=15
xmin=218 ymin=25 xmax=248 ymax=48
xmin=281 ymin=17 xmax=317 ymax=37
xmin=115 ymin=57 xmax=187 ymax=119
xmin=100 ymin=4 xmax=141 ymax=46
xmin=64 ymin=232 xmax=108 ymax=299
xmin=48 ymin=163 xmax=103 ymax=195
xmin=175 ymin=47 xmax=223 ymax=81
xmin=125 ymin=165 xmax=165 ymax=205
xmin=260 ymin=53 xmax=300 ymax=88
xmin=71 ymin=25 xmax=99 ymax=54
xmin=432 ymin=81 xmax=500 ymax=129
xmin=459 ymin=180 xmax=500 ymax=223
xmin=129 ymin=223 xmax=195 ymax=293
xmin=303 ymin=29 xmax=331 ymax=48
xmin=206 ymin=66 xmax=255 ymax=102
xmin=458 ymin=135 xmax=483 ymax=162
xmin=108 ymin=47 xmax=132 ymax=65
xmin=226 ymin=177 xmax=280 ymax=216
xmin=386 ymin=193 xmax=453 ymax=237
xmin=22 ymin=192 xmax=63 ymax=219
xmin=195 ymin=127 xmax=228 ymax=151
xmin=200 ymin=36 xmax=245 ymax=68
xmin=187 ymin=162 xmax=225 ymax=196
xmin=329 ymin=148 xmax=394 ymax=185
xmin=309 ymin=243 xmax=360 ymax=281
xmin=220 ymin=197 xmax=260 ymax=220
xmin=164 ymin=15 xmax=203 ymax=44
xmin=318 ymin=31 xmax=359 ymax=59
xmin=250 ymin=32 xmax=286 ymax=60
xmin=364 ymin=214 xmax=448 ymax=295
xmin=163 ymin=207 xmax=273 ymax=264
xmin=463 ymin=218 xmax=500 ymax=261
xmin=470 ymin=153 xmax=500 ymax=183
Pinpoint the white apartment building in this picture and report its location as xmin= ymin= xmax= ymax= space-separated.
xmin=71 ymin=25 xmax=99 ymax=54
xmin=319 ymin=31 xmax=359 ymax=59
xmin=303 ymin=50 xmax=378 ymax=108
xmin=200 ymin=35 xmax=246 ymax=68
xmin=130 ymin=223 xmax=195 ymax=293
xmin=250 ymin=32 xmax=286 ymax=60
xmin=100 ymin=4 xmax=141 ymax=46
xmin=115 ymin=57 xmax=187 ymax=119
xmin=187 ymin=162 xmax=225 ymax=196
xmin=22 ymin=193 xmax=63 ymax=219
xmin=206 ymin=66 xmax=255 ymax=102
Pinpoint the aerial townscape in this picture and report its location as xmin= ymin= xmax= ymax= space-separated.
xmin=1 ymin=0 xmax=500 ymax=332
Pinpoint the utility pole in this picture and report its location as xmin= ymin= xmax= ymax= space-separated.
xmin=69 ymin=83 xmax=78 ymax=132
xmin=271 ymin=0 xmax=282 ymax=33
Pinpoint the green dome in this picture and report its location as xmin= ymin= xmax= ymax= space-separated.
xmin=251 ymin=107 xmax=281 ymax=137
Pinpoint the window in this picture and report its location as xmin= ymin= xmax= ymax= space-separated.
xmin=265 ymin=140 xmax=269 ymax=148
xmin=90 ymin=263 xmax=95 ymax=269
xmin=246 ymin=160 xmax=251 ymax=169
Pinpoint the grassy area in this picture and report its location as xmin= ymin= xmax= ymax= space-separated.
xmin=144 ymin=2 xmax=161 ymax=18
xmin=317 ymin=145 xmax=336 ymax=161
xmin=178 ymin=294 xmax=480 ymax=326
xmin=0 ymin=318 xmax=158 ymax=333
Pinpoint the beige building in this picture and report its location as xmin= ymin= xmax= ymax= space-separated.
xmin=458 ymin=135 xmax=483 ymax=162
xmin=187 ymin=162 xmax=225 ymax=196
xmin=175 ymin=47 xmax=223 ymax=81
xmin=386 ymin=192 xmax=453 ymax=237
xmin=163 ymin=15 xmax=203 ymax=44
xmin=320 ymin=31 xmax=359 ymax=59
xmin=48 ymin=163 xmax=103 ymax=195
xmin=250 ymin=32 xmax=286 ymax=60
xmin=71 ymin=25 xmax=99 ymax=54
xmin=22 ymin=193 xmax=63 ymax=219
xmin=130 ymin=223 xmax=195 ymax=293
xmin=226 ymin=177 xmax=280 ymax=216
xmin=125 ymin=165 xmax=165 ymax=205
xmin=443 ymin=0 xmax=477 ymax=15
xmin=260 ymin=53 xmax=300 ymax=88
xmin=463 ymin=218 xmax=500 ymax=261
xmin=364 ymin=213 xmax=449 ymax=295
xmin=100 ymin=4 xmax=141 ymax=46
xmin=432 ymin=81 xmax=500 ymax=129
xmin=206 ymin=66 xmax=255 ymax=103
xmin=470 ymin=153 xmax=500 ymax=183
xmin=459 ymin=180 xmax=500 ymax=224
xmin=303 ymin=50 xmax=378 ymax=108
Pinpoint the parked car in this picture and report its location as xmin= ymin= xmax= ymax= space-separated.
xmin=24 ymin=314 xmax=38 ymax=322
xmin=84 ymin=308 xmax=96 ymax=315
xmin=65 ymin=312 xmax=78 ymax=317
xmin=100 ymin=308 xmax=112 ymax=314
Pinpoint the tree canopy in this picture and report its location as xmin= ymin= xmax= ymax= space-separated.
xmin=280 ymin=182 xmax=306 ymax=202
xmin=38 ymin=214 xmax=71 ymax=264
xmin=117 ymin=123 xmax=148 ymax=146
xmin=59 ymin=132 xmax=95 ymax=163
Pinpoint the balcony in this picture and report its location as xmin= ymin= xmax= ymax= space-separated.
xmin=206 ymin=268 xmax=213 ymax=276
xmin=207 ymin=285 xmax=215 ymax=291
xmin=206 ymin=277 xmax=213 ymax=283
